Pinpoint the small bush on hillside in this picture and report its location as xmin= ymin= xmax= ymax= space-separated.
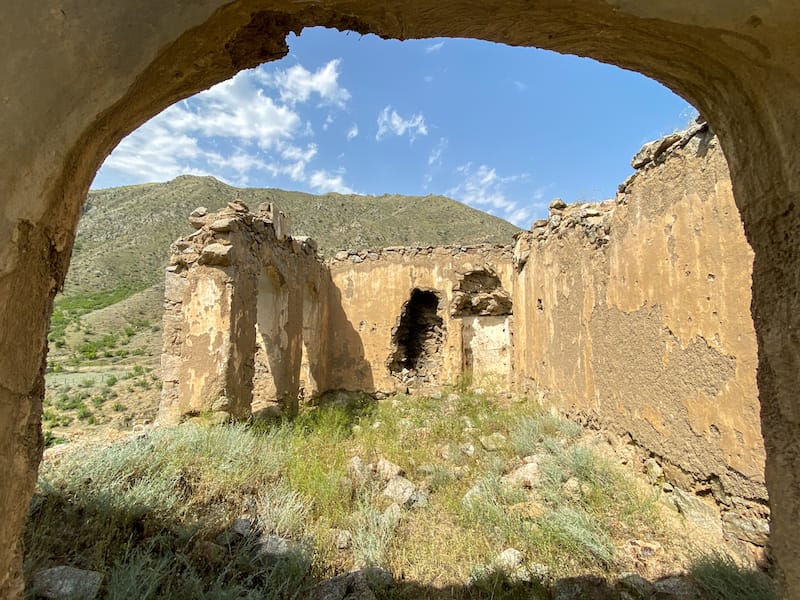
xmin=509 ymin=413 xmax=581 ymax=456
xmin=257 ymin=484 xmax=308 ymax=538
xmin=42 ymin=430 xmax=64 ymax=448
xmin=350 ymin=498 xmax=399 ymax=569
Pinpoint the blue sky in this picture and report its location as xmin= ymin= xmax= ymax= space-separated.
xmin=93 ymin=27 xmax=695 ymax=227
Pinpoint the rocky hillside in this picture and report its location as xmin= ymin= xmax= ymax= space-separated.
xmin=66 ymin=175 xmax=521 ymax=298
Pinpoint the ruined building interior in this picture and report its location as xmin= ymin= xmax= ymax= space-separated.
xmin=4 ymin=2 xmax=800 ymax=597
xmin=161 ymin=123 xmax=769 ymax=562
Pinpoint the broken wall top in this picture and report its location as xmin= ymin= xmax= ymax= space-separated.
xmin=327 ymin=243 xmax=514 ymax=267
xmin=168 ymin=200 xmax=320 ymax=272
xmin=516 ymin=120 xmax=715 ymax=262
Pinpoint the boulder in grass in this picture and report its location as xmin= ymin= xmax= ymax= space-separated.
xmin=32 ymin=566 xmax=103 ymax=600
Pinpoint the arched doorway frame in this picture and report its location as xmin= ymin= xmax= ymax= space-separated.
xmin=2 ymin=2 xmax=799 ymax=596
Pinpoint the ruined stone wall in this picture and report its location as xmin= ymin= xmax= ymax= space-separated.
xmin=513 ymin=125 xmax=765 ymax=506
xmin=159 ymin=201 xmax=332 ymax=422
xmin=160 ymin=215 xmax=515 ymax=416
xmin=326 ymin=246 xmax=514 ymax=394
xmin=6 ymin=2 xmax=800 ymax=596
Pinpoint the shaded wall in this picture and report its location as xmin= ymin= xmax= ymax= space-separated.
xmin=513 ymin=126 xmax=764 ymax=502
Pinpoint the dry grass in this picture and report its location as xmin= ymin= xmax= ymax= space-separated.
xmin=24 ymin=388 xmax=754 ymax=599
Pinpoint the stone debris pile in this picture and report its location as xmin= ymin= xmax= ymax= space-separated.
xmin=520 ymin=197 xmax=615 ymax=257
xmin=329 ymin=243 xmax=513 ymax=265
xmin=168 ymin=200 xmax=320 ymax=272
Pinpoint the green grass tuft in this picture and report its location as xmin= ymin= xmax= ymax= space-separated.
xmin=690 ymin=552 xmax=778 ymax=600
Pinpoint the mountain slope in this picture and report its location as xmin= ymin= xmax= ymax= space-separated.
xmin=66 ymin=175 xmax=522 ymax=297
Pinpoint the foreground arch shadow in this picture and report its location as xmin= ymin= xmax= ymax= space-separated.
xmin=2 ymin=2 xmax=800 ymax=597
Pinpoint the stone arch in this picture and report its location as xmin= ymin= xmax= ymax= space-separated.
xmin=3 ymin=3 xmax=800 ymax=596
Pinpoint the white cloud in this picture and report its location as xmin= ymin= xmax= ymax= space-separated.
xmin=428 ymin=137 xmax=447 ymax=167
xmin=269 ymin=142 xmax=319 ymax=181
xmin=309 ymin=169 xmax=354 ymax=194
xmin=376 ymin=106 xmax=428 ymax=141
xmin=447 ymin=163 xmax=535 ymax=226
xmin=97 ymin=63 xmax=347 ymax=192
xmin=175 ymin=72 xmax=301 ymax=147
xmin=423 ymin=75 xmax=434 ymax=83
xmin=260 ymin=59 xmax=351 ymax=108
xmin=425 ymin=41 xmax=445 ymax=53
xmin=513 ymin=80 xmax=527 ymax=91
xmin=102 ymin=117 xmax=214 ymax=182
xmin=210 ymin=150 xmax=268 ymax=176
xmin=346 ymin=124 xmax=359 ymax=140
xmin=101 ymin=67 xmax=305 ymax=186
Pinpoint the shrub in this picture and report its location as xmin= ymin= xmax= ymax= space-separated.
xmin=256 ymin=484 xmax=308 ymax=538
xmin=350 ymin=497 xmax=399 ymax=568
xmin=536 ymin=506 xmax=616 ymax=568
xmin=42 ymin=430 xmax=64 ymax=448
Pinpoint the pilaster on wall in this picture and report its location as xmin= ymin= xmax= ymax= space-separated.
xmin=159 ymin=263 xmax=251 ymax=422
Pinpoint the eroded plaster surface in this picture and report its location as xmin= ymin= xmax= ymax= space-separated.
xmin=160 ymin=127 xmax=768 ymax=562
xmin=514 ymin=126 xmax=764 ymax=502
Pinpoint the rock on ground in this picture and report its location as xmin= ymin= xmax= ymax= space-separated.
xmin=31 ymin=566 xmax=103 ymax=600
xmin=382 ymin=476 xmax=416 ymax=507
xmin=307 ymin=568 xmax=392 ymax=600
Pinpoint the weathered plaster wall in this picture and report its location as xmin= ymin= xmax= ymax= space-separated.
xmin=513 ymin=126 xmax=764 ymax=504
xmin=159 ymin=201 xmax=333 ymax=422
xmin=461 ymin=315 xmax=513 ymax=384
xmin=161 ymin=214 xmax=516 ymax=411
xmin=327 ymin=246 xmax=514 ymax=393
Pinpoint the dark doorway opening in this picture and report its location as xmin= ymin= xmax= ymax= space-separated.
xmin=388 ymin=289 xmax=444 ymax=383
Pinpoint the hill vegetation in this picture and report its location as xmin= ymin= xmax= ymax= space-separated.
xmin=66 ymin=175 xmax=521 ymax=298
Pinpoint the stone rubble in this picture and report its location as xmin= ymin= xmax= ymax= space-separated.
xmin=30 ymin=566 xmax=103 ymax=600
xmin=327 ymin=243 xmax=513 ymax=265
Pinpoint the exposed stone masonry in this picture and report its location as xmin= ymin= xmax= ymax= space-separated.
xmin=512 ymin=125 xmax=767 ymax=554
xmin=388 ymin=289 xmax=445 ymax=385
xmin=451 ymin=269 xmax=513 ymax=317
xmin=160 ymin=199 xmax=329 ymax=422
xmin=331 ymin=244 xmax=514 ymax=264
xmin=161 ymin=202 xmax=516 ymax=421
